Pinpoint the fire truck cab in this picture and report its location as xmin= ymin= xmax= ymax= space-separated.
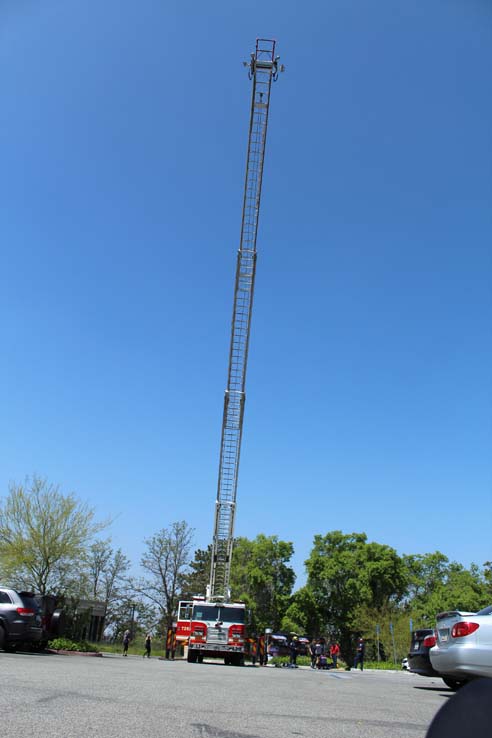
xmin=177 ymin=597 xmax=246 ymax=665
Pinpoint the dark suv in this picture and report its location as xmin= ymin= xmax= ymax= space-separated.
xmin=0 ymin=587 xmax=43 ymax=651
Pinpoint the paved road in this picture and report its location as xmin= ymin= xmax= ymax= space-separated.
xmin=1 ymin=652 xmax=450 ymax=738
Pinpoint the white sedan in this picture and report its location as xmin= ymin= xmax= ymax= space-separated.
xmin=429 ymin=604 xmax=492 ymax=690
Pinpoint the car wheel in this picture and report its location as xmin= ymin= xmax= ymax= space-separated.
xmin=442 ymin=677 xmax=468 ymax=691
xmin=0 ymin=625 xmax=6 ymax=651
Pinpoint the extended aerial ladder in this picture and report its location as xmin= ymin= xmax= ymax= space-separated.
xmin=207 ymin=39 xmax=284 ymax=601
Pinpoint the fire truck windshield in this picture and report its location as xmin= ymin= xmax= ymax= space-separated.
xmin=192 ymin=605 xmax=245 ymax=623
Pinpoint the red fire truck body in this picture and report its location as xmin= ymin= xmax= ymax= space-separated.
xmin=177 ymin=598 xmax=246 ymax=665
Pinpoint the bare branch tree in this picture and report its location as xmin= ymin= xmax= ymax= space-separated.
xmin=138 ymin=521 xmax=194 ymax=628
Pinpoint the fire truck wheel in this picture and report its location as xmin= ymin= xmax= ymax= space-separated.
xmin=197 ymin=654 xmax=203 ymax=663
xmin=224 ymin=656 xmax=231 ymax=665
xmin=187 ymin=651 xmax=197 ymax=663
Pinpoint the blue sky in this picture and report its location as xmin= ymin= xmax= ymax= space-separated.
xmin=1 ymin=0 xmax=491 ymax=587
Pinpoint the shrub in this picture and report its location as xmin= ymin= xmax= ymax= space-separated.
xmin=48 ymin=637 xmax=98 ymax=652
xmin=269 ymin=655 xmax=311 ymax=668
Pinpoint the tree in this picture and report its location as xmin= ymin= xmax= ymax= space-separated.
xmin=109 ymin=596 xmax=158 ymax=641
xmin=86 ymin=539 xmax=131 ymax=631
xmin=402 ymin=551 xmax=450 ymax=612
xmin=305 ymin=531 xmax=408 ymax=663
xmin=230 ymin=534 xmax=296 ymax=633
xmin=0 ymin=476 xmax=107 ymax=595
xmin=180 ymin=546 xmax=211 ymax=600
xmin=403 ymin=554 xmax=490 ymax=625
xmin=137 ymin=521 xmax=194 ymax=629
xmin=484 ymin=561 xmax=492 ymax=599
xmin=281 ymin=585 xmax=322 ymax=636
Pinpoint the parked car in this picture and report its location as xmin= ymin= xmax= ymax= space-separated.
xmin=429 ymin=605 xmax=492 ymax=690
xmin=407 ymin=628 xmax=441 ymax=677
xmin=0 ymin=587 xmax=43 ymax=651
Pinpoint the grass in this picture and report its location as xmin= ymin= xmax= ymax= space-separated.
xmin=361 ymin=660 xmax=402 ymax=670
xmin=90 ymin=639 xmax=169 ymax=658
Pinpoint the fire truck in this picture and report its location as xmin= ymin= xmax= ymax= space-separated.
xmin=177 ymin=598 xmax=246 ymax=665
xmin=176 ymin=40 xmax=283 ymax=665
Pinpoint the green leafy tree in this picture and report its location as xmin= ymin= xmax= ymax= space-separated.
xmin=281 ymin=585 xmax=321 ymax=636
xmin=402 ymin=551 xmax=449 ymax=616
xmin=484 ymin=562 xmax=492 ymax=599
xmin=180 ymin=546 xmax=211 ymax=599
xmin=0 ymin=476 xmax=107 ymax=595
xmin=403 ymin=554 xmax=489 ymax=625
xmin=305 ymin=531 xmax=408 ymax=663
xmin=230 ymin=534 xmax=295 ymax=633
xmin=413 ymin=562 xmax=489 ymax=622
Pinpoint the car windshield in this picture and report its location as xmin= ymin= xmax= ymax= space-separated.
xmin=476 ymin=605 xmax=492 ymax=616
xmin=193 ymin=605 xmax=220 ymax=621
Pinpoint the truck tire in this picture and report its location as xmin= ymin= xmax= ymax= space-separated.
xmin=0 ymin=624 xmax=6 ymax=651
xmin=187 ymin=650 xmax=197 ymax=663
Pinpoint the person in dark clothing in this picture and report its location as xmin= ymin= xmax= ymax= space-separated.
xmin=143 ymin=633 xmax=152 ymax=658
xmin=314 ymin=639 xmax=325 ymax=669
xmin=309 ymin=639 xmax=317 ymax=669
xmin=426 ymin=679 xmax=492 ymax=737
xmin=289 ymin=637 xmax=298 ymax=667
xmin=353 ymin=637 xmax=365 ymax=671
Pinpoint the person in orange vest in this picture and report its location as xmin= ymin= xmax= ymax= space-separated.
xmin=258 ymin=634 xmax=267 ymax=666
xmin=250 ymin=637 xmax=258 ymax=665
xmin=165 ymin=627 xmax=176 ymax=660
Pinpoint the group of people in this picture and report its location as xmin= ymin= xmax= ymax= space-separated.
xmin=308 ymin=638 xmax=341 ymax=670
xmin=122 ymin=630 xmax=152 ymax=658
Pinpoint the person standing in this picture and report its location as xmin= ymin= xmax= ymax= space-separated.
xmin=315 ymin=639 xmax=324 ymax=669
xmin=353 ymin=637 xmax=365 ymax=671
xmin=122 ymin=629 xmax=131 ymax=657
xmin=289 ymin=636 xmax=298 ymax=667
xmin=258 ymin=635 xmax=267 ymax=666
xmin=143 ymin=633 xmax=152 ymax=658
xmin=250 ymin=637 xmax=258 ymax=666
xmin=330 ymin=641 xmax=340 ymax=669
xmin=309 ymin=639 xmax=317 ymax=669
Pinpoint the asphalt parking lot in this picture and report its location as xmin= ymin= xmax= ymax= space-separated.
xmin=1 ymin=652 xmax=450 ymax=738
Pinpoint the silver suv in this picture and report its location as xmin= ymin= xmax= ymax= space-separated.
xmin=0 ymin=587 xmax=43 ymax=651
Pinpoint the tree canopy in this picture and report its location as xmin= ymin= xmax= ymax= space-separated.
xmin=230 ymin=534 xmax=295 ymax=633
xmin=304 ymin=531 xmax=409 ymax=660
xmin=0 ymin=476 xmax=106 ymax=595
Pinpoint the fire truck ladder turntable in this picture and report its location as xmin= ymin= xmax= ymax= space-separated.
xmin=207 ymin=39 xmax=284 ymax=602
